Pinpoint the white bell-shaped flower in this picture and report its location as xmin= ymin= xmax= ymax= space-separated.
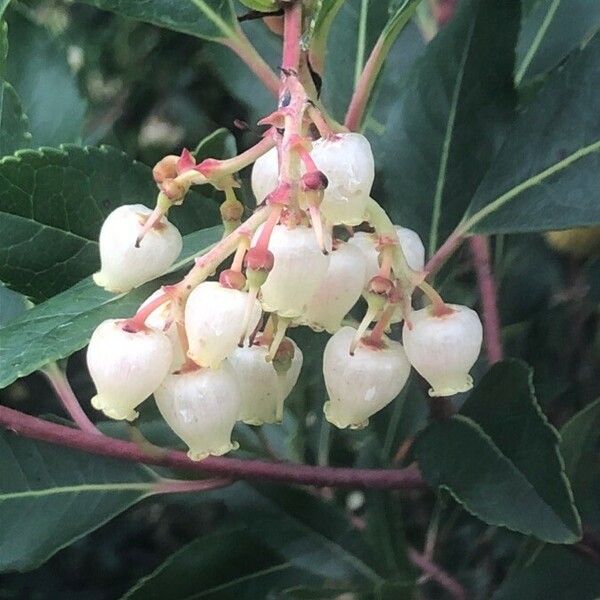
xmin=185 ymin=281 xmax=262 ymax=369
xmin=310 ymin=133 xmax=374 ymax=226
xmin=278 ymin=337 xmax=303 ymax=400
xmin=87 ymin=319 xmax=173 ymax=421
xmin=154 ymin=362 xmax=241 ymax=460
xmin=255 ymin=224 xmax=330 ymax=318
xmin=302 ymin=241 xmax=366 ymax=333
xmin=349 ymin=226 xmax=425 ymax=286
xmin=93 ymin=204 xmax=182 ymax=293
xmin=402 ymin=304 xmax=483 ymax=397
xmin=229 ymin=344 xmax=281 ymax=425
xmin=323 ymin=326 xmax=411 ymax=429
xmin=251 ymin=146 xmax=279 ymax=204
xmin=141 ymin=290 xmax=186 ymax=371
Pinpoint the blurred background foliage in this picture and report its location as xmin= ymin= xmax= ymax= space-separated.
xmin=0 ymin=0 xmax=599 ymax=598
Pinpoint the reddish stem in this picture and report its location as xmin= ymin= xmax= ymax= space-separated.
xmin=154 ymin=477 xmax=233 ymax=494
xmin=424 ymin=228 xmax=465 ymax=275
xmin=408 ymin=548 xmax=468 ymax=600
xmin=468 ymin=235 xmax=503 ymax=363
xmin=0 ymin=405 xmax=425 ymax=490
xmin=128 ymin=291 xmax=170 ymax=331
xmin=282 ymin=1 xmax=303 ymax=74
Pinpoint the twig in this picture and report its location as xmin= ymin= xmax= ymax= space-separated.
xmin=0 ymin=404 xmax=426 ymax=490
xmin=408 ymin=547 xmax=469 ymax=600
xmin=154 ymin=477 xmax=233 ymax=494
xmin=468 ymin=235 xmax=503 ymax=364
xmin=40 ymin=362 xmax=101 ymax=436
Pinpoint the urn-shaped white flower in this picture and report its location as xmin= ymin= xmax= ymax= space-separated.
xmin=349 ymin=226 xmax=425 ymax=286
xmin=323 ymin=326 xmax=411 ymax=429
xmin=302 ymin=241 xmax=366 ymax=333
xmin=154 ymin=362 xmax=241 ymax=460
xmin=93 ymin=204 xmax=182 ymax=293
xmin=141 ymin=290 xmax=186 ymax=371
xmin=310 ymin=133 xmax=374 ymax=225
xmin=185 ymin=281 xmax=262 ymax=369
xmin=402 ymin=304 xmax=483 ymax=397
xmin=251 ymin=146 xmax=279 ymax=204
xmin=87 ymin=319 xmax=173 ymax=421
xmin=255 ymin=224 xmax=330 ymax=318
xmin=229 ymin=338 xmax=303 ymax=425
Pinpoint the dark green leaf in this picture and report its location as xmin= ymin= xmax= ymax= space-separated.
xmin=464 ymin=33 xmax=600 ymax=234
xmin=414 ymin=360 xmax=581 ymax=543
xmin=5 ymin=12 xmax=86 ymax=147
xmin=515 ymin=0 xmax=600 ymax=85
xmin=74 ymin=0 xmax=238 ymax=41
xmin=0 ymin=226 xmax=222 ymax=388
xmin=493 ymin=545 xmax=600 ymax=600
xmin=0 ymin=80 xmax=31 ymax=155
xmin=0 ymin=429 xmax=157 ymax=572
xmin=0 ymin=145 xmax=218 ymax=301
xmin=194 ymin=126 xmax=237 ymax=160
xmin=0 ymin=282 xmax=30 ymax=326
xmin=560 ymin=398 xmax=600 ymax=530
xmin=372 ymin=0 xmax=519 ymax=256
xmin=122 ymin=525 xmax=316 ymax=600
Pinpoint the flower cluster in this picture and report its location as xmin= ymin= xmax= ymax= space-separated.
xmin=86 ymin=71 xmax=482 ymax=461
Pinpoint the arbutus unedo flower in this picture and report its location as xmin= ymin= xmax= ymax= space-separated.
xmin=86 ymin=319 xmax=173 ymax=421
xmin=323 ymin=326 xmax=411 ymax=429
xmin=185 ymin=281 xmax=262 ymax=369
xmin=300 ymin=240 xmax=367 ymax=333
xmin=154 ymin=362 xmax=241 ymax=460
xmin=402 ymin=304 xmax=483 ymax=397
xmin=93 ymin=204 xmax=182 ymax=293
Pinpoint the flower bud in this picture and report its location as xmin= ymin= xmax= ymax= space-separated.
xmin=310 ymin=133 xmax=374 ymax=225
xmin=185 ymin=281 xmax=262 ymax=369
xmin=349 ymin=226 xmax=425 ymax=286
xmin=251 ymin=147 xmax=279 ymax=205
xmin=254 ymin=224 xmax=330 ymax=318
xmin=93 ymin=204 xmax=182 ymax=293
xmin=302 ymin=241 xmax=366 ymax=333
xmin=140 ymin=290 xmax=186 ymax=371
xmin=154 ymin=363 xmax=241 ymax=460
xmin=323 ymin=326 xmax=411 ymax=429
xmin=402 ymin=304 xmax=483 ymax=397
xmin=152 ymin=155 xmax=179 ymax=184
xmin=86 ymin=319 xmax=173 ymax=421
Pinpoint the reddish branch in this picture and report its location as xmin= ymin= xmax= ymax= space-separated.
xmin=468 ymin=235 xmax=503 ymax=363
xmin=0 ymin=405 xmax=425 ymax=490
xmin=408 ymin=547 xmax=469 ymax=600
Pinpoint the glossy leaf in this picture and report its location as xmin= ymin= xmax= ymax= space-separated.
xmin=414 ymin=360 xmax=581 ymax=543
xmin=560 ymin=398 xmax=600 ymax=530
xmin=371 ymin=0 xmax=519 ymax=256
xmin=515 ymin=0 xmax=600 ymax=85
xmin=464 ymin=33 xmax=600 ymax=234
xmin=5 ymin=12 xmax=86 ymax=147
xmin=0 ymin=283 xmax=30 ymax=326
xmin=74 ymin=0 xmax=238 ymax=41
xmin=0 ymin=226 xmax=222 ymax=388
xmin=0 ymin=145 xmax=218 ymax=301
xmin=493 ymin=545 xmax=600 ymax=600
xmin=0 ymin=429 xmax=157 ymax=572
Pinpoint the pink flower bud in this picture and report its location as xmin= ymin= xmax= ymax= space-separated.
xmin=86 ymin=319 xmax=173 ymax=421
xmin=154 ymin=363 xmax=241 ymax=460
xmin=185 ymin=282 xmax=262 ymax=369
xmin=323 ymin=326 xmax=411 ymax=429
xmin=93 ymin=204 xmax=182 ymax=293
xmin=402 ymin=305 xmax=483 ymax=397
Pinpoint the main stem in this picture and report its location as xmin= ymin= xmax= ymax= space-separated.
xmin=0 ymin=405 xmax=425 ymax=490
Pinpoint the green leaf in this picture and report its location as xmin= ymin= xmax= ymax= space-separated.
xmin=0 ymin=282 xmax=30 ymax=326
xmin=370 ymin=0 xmax=519 ymax=256
xmin=0 ymin=145 xmax=219 ymax=301
xmin=5 ymin=12 xmax=87 ymax=147
xmin=560 ymin=398 xmax=600 ymax=530
xmin=492 ymin=545 xmax=600 ymax=600
xmin=73 ymin=0 xmax=238 ymax=41
xmin=0 ymin=80 xmax=31 ymax=155
xmin=515 ymin=0 xmax=600 ymax=86
xmin=414 ymin=360 xmax=581 ymax=543
xmin=194 ymin=126 xmax=237 ymax=160
xmin=463 ymin=33 xmax=600 ymax=234
xmin=0 ymin=429 xmax=157 ymax=572
xmin=122 ymin=525 xmax=317 ymax=600
xmin=0 ymin=226 xmax=222 ymax=389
